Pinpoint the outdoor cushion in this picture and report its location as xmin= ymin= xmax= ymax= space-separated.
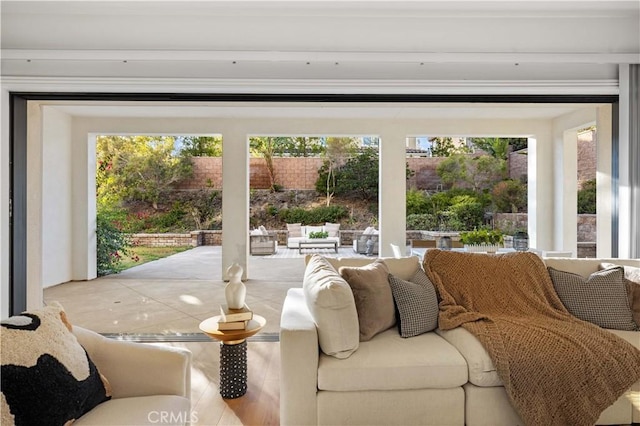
xmin=324 ymin=222 xmax=340 ymax=237
xmin=302 ymin=255 xmax=359 ymax=358
xmin=286 ymin=223 xmax=302 ymax=238
xmin=318 ymin=327 xmax=467 ymax=391
xmin=305 ymin=225 xmax=324 ymax=236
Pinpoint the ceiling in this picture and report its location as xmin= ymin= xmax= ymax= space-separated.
xmin=3 ymin=1 xmax=636 ymax=122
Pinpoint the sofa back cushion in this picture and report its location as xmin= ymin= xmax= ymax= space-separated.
xmin=543 ymin=257 xmax=640 ymax=278
xmin=302 ymin=255 xmax=359 ymax=358
xmin=315 ymin=256 xmax=420 ymax=281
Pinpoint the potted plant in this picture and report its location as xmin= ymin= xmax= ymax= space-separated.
xmin=308 ymin=230 xmax=329 ymax=239
xmin=459 ymin=229 xmax=504 ymax=253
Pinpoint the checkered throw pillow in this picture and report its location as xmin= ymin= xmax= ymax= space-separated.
xmin=388 ymin=269 xmax=439 ymax=338
xmin=548 ymin=266 xmax=638 ymax=331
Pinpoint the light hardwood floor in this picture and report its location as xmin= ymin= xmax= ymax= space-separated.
xmin=155 ymin=340 xmax=280 ymax=426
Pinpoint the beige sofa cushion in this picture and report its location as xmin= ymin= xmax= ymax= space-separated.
xmin=438 ymin=326 xmax=640 ymax=389
xmin=320 ymin=256 xmax=420 ymax=281
xmin=339 ymin=260 xmax=396 ymax=341
xmin=75 ymin=395 xmax=191 ymax=425
xmin=436 ymin=327 xmax=502 ymax=387
xmin=302 ymin=255 xmax=359 ymax=358
xmin=318 ymin=328 xmax=468 ymax=391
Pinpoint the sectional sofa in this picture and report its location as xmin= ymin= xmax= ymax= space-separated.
xmin=280 ymin=254 xmax=640 ymax=426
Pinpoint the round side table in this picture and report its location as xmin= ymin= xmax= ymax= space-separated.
xmin=199 ymin=315 xmax=266 ymax=399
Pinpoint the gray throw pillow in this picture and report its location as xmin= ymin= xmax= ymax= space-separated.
xmin=548 ymin=266 xmax=638 ymax=331
xmin=388 ymin=269 xmax=439 ymax=338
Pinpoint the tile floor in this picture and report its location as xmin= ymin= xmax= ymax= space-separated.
xmin=44 ymin=245 xmax=362 ymax=336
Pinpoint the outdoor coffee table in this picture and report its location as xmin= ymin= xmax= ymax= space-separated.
xmin=199 ymin=314 xmax=266 ymax=399
xmin=299 ymin=239 xmax=338 ymax=254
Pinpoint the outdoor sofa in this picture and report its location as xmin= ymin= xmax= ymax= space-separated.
xmin=286 ymin=223 xmax=341 ymax=249
xmin=280 ymin=253 xmax=640 ymax=425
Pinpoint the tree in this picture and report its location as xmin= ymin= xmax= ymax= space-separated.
xmin=317 ymin=137 xmax=358 ymax=205
xmin=179 ymin=136 xmax=222 ymax=157
xmin=429 ymin=137 xmax=470 ymax=157
xmin=577 ymin=179 xmax=596 ymax=214
xmin=492 ymin=179 xmax=527 ymax=213
xmin=470 ymin=137 xmax=528 ymax=155
xmin=250 ymin=136 xmax=282 ymax=192
xmin=273 ymin=136 xmax=324 ymax=157
xmin=96 ymin=135 xmax=193 ymax=210
xmin=436 ymin=154 xmax=506 ymax=191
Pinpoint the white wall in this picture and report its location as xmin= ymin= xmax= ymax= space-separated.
xmin=41 ymin=106 xmax=74 ymax=287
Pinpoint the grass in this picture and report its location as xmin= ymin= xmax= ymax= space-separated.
xmin=114 ymin=246 xmax=192 ymax=273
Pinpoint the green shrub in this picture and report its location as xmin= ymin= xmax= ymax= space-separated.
xmin=406 ymin=213 xmax=438 ymax=230
xmin=278 ymin=205 xmax=349 ymax=224
xmin=460 ymin=228 xmax=504 ymax=245
xmin=447 ymin=195 xmax=484 ymax=230
xmin=577 ymin=179 xmax=596 ymax=214
xmin=96 ymin=210 xmax=131 ymax=276
xmin=492 ymin=179 xmax=527 ymax=213
xmin=406 ymin=189 xmax=431 ymax=215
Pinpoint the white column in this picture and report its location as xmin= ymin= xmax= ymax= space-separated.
xmin=617 ymin=65 xmax=631 ymax=258
xmin=71 ymin=131 xmax=97 ymax=281
xmin=26 ymin=102 xmax=44 ymax=310
xmin=527 ymin=129 xmax=555 ymax=251
xmin=379 ymin=129 xmax=407 ymax=257
xmin=1 ymin=89 xmax=9 ymax=318
xmin=596 ymin=105 xmax=614 ymax=257
xmin=221 ymin=128 xmax=249 ymax=280
xmin=554 ymin=129 xmax=578 ymax=254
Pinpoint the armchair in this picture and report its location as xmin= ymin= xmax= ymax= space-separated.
xmin=250 ymin=226 xmax=278 ymax=255
xmin=72 ymin=326 xmax=192 ymax=425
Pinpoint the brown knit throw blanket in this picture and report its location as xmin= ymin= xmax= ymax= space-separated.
xmin=423 ymin=250 xmax=640 ymax=426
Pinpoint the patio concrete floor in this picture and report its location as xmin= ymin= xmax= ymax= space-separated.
xmin=43 ymin=246 xmax=329 ymax=338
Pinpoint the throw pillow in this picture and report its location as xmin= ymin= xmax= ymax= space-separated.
xmin=600 ymin=262 xmax=640 ymax=328
xmin=339 ymin=259 xmax=396 ymax=341
xmin=286 ymin=223 xmax=302 ymax=238
xmin=324 ymin=222 xmax=340 ymax=238
xmin=302 ymin=255 xmax=359 ymax=358
xmin=388 ymin=269 xmax=439 ymax=337
xmin=548 ymin=266 xmax=637 ymax=331
xmin=1 ymin=303 xmax=112 ymax=425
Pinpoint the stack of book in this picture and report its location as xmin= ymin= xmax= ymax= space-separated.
xmin=217 ymin=304 xmax=253 ymax=331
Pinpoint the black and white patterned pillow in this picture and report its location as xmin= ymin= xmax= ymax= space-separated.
xmin=548 ymin=266 xmax=638 ymax=331
xmin=388 ymin=269 xmax=439 ymax=338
